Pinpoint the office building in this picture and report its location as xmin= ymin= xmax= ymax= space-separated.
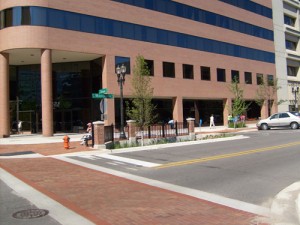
xmin=273 ymin=0 xmax=300 ymax=112
xmin=0 ymin=0 xmax=276 ymax=137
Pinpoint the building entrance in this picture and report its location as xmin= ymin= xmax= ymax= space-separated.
xmin=9 ymin=58 xmax=102 ymax=134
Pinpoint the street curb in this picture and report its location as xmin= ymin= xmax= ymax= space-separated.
xmin=270 ymin=181 xmax=300 ymax=225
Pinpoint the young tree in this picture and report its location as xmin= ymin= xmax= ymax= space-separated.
xmin=228 ymin=79 xmax=249 ymax=128
xmin=255 ymin=78 xmax=282 ymax=117
xmin=126 ymin=55 xmax=157 ymax=143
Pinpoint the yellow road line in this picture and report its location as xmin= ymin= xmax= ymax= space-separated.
xmin=155 ymin=141 xmax=300 ymax=169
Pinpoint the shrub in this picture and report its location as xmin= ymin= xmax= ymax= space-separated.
xmin=228 ymin=122 xmax=246 ymax=128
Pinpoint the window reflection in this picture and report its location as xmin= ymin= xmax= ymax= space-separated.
xmin=113 ymin=0 xmax=273 ymax=40
xmin=115 ymin=56 xmax=131 ymax=74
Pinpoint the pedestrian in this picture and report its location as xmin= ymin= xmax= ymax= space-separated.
xmin=227 ymin=114 xmax=233 ymax=127
xmin=209 ymin=114 xmax=215 ymax=129
xmin=240 ymin=114 xmax=245 ymax=123
xmin=240 ymin=114 xmax=246 ymax=126
xmin=18 ymin=121 xmax=23 ymax=134
xmin=168 ymin=119 xmax=174 ymax=129
xmin=80 ymin=122 xmax=92 ymax=146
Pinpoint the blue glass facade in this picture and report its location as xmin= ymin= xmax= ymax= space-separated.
xmin=219 ymin=0 xmax=272 ymax=18
xmin=0 ymin=6 xmax=275 ymax=63
xmin=112 ymin=0 xmax=273 ymax=40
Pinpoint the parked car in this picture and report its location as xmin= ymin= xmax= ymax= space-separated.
xmin=257 ymin=112 xmax=300 ymax=130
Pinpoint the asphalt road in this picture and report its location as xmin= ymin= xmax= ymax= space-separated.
xmin=70 ymin=129 xmax=300 ymax=208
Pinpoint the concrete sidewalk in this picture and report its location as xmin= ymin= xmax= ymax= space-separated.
xmin=0 ymin=124 xmax=299 ymax=225
xmin=0 ymin=125 xmax=256 ymax=145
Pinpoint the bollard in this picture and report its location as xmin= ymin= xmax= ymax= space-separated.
xmin=63 ymin=135 xmax=70 ymax=149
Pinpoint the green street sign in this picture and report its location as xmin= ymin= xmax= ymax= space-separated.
xmin=104 ymin=94 xmax=114 ymax=99
xmin=99 ymin=88 xmax=108 ymax=94
xmin=92 ymin=93 xmax=105 ymax=99
xmin=92 ymin=93 xmax=114 ymax=99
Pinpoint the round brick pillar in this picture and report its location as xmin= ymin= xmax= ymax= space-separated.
xmin=41 ymin=49 xmax=53 ymax=136
xmin=0 ymin=53 xmax=10 ymax=138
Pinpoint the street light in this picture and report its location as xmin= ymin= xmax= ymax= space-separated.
xmin=292 ymin=85 xmax=299 ymax=112
xmin=116 ymin=64 xmax=127 ymax=139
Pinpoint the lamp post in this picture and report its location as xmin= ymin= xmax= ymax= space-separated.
xmin=292 ymin=85 xmax=299 ymax=112
xmin=116 ymin=64 xmax=127 ymax=139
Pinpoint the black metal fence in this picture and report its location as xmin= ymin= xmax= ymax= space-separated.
xmin=104 ymin=124 xmax=114 ymax=142
xmin=110 ymin=122 xmax=189 ymax=141
xmin=136 ymin=122 xmax=188 ymax=139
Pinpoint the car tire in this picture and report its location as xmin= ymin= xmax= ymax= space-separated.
xmin=261 ymin=123 xmax=268 ymax=130
xmin=290 ymin=122 xmax=299 ymax=130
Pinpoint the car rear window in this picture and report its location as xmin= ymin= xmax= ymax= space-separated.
xmin=291 ymin=112 xmax=300 ymax=117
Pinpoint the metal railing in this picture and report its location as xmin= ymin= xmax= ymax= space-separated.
xmin=135 ymin=122 xmax=189 ymax=140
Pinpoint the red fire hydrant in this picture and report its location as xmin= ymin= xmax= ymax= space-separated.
xmin=63 ymin=135 xmax=70 ymax=149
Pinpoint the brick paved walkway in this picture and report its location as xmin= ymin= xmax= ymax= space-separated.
xmin=0 ymin=145 xmax=270 ymax=225
xmin=0 ymin=141 xmax=91 ymax=156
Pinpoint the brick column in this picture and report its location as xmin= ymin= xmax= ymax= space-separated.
xmin=41 ymin=49 xmax=53 ymax=136
xmin=223 ymin=98 xmax=232 ymax=126
xmin=173 ymin=96 xmax=183 ymax=122
xmin=127 ymin=120 xmax=136 ymax=143
xmin=93 ymin=121 xmax=105 ymax=149
xmin=186 ymin=118 xmax=195 ymax=140
xmin=102 ymin=55 xmax=115 ymax=126
xmin=261 ymin=100 xmax=269 ymax=119
xmin=0 ymin=53 xmax=10 ymax=138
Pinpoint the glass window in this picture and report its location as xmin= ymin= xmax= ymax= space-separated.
xmin=279 ymin=113 xmax=290 ymax=118
xmin=244 ymin=72 xmax=252 ymax=84
xmin=81 ymin=15 xmax=95 ymax=33
xmin=284 ymin=15 xmax=295 ymax=26
xmin=267 ymin=75 xmax=274 ymax=86
xmin=65 ymin=12 xmax=80 ymax=31
xmin=270 ymin=113 xmax=279 ymax=119
xmin=219 ymin=0 xmax=272 ymax=18
xmin=12 ymin=7 xmax=22 ymax=26
xmin=145 ymin=59 xmax=154 ymax=76
xmin=0 ymin=11 xmax=4 ymax=29
xmin=4 ymin=8 xmax=13 ymax=27
xmin=217 ymin=68 xmax=226 ymax=82
xmin=183 ymin=64 xmax=194 ymax=79
xmin=286 ymin=40 xmax=297 ymax=51
xmin=201 ymin=66 xmax=210 ymax=81
xmin=115 ymin=56 xmax=131 ymax=74
xmin=231 ymin=70 xmax=239 ymax=83
xmin=256 ymin=73 xmax=264 ymax=85
xmin=48 ymin=9 xmax=64 ymax=29
xmin=287 ymin=66 xmax=298 ymax=77
xmin=113 ymin=0 xmax=273 ymax=40
xmin=21 ymin=7 xmax=31 ymax=25
xmin=30 ymin=6 xmax=47 ymax=26
xmin=163 ymin=62 xmax=175 ymax=78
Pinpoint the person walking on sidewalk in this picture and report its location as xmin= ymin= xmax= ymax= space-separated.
xmin=210 ymin=114 xmax=215 ymax=129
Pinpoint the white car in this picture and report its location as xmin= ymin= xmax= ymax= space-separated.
xmin=257 ymin=112 xmax=300 ymax=130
